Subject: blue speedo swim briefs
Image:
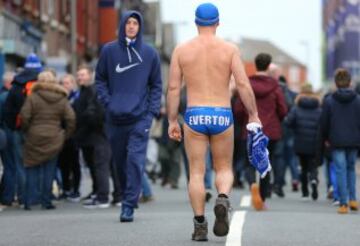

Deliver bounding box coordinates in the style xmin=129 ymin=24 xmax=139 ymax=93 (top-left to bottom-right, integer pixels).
xmin=184 ymin=107 xmax=233 ymax=135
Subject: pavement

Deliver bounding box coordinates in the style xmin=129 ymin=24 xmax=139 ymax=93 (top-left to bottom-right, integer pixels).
xmin=0 ymin=166 xmax=360 ymax=246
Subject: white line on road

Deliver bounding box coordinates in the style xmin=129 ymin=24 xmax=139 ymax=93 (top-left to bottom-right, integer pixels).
xmin=240 ymin=195 xmax=251 ymax=208
xmin=226 ymin=211 xmax=246 ymax=246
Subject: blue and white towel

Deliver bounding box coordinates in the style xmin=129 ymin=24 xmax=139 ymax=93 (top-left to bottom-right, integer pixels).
xmin=246 ymin=123 xmax=272 ymax=178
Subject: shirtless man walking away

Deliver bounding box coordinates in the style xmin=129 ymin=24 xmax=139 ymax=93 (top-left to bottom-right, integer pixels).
xmin=167 ymin=3 xmax=261 ymax=241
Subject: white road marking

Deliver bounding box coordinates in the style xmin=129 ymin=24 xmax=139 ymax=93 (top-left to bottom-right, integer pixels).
xmin=226 ymin=211 xmax=246 ymax=246
xmin=240 ymin=195 xmax=251 ymax=208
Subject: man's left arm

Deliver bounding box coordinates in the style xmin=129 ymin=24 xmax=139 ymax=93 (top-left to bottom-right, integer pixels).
xmin=148 ymin=52 xmax=163 ymax=118
xmin=320 ymin=98 xmax=330 ymax=141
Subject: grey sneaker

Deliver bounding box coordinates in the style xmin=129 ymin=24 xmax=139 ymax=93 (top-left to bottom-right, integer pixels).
xmin=192 ymin=218 xmax=208 ymax=241
xmin=213 ymin=197 xmax=230 ymax=237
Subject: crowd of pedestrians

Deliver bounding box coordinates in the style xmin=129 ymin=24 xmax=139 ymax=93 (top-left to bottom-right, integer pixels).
xmin=0 ymin=7 xmax=359 ymax=228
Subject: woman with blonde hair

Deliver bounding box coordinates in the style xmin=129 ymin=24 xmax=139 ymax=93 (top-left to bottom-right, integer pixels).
xmin=21 ymin=71 xmax=76 ymax=210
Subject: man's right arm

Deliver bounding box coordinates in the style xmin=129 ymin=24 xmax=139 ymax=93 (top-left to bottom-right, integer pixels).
xmin=95 ymin=45 xmax=110 ymax=108
xmin=166 ymin=46 xmax=182 ymax=124
xmin=231 ymin=46 xmax=260 ymax=124
xmin=166 ymin=46 xmax=183 ymax=141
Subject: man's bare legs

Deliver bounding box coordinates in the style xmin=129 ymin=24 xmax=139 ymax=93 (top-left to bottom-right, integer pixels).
xmin=209 ymin=126 xmax=234 ymax=237
xmin=184 ymin=124 xmax=234 ymax=237
xmin=184 ymin=125 xmax=208 ymax=216
xmin=210 ymin=126 xmax=234 ymax=195
xmin=184 ymin=125 xmax=234 ymax=215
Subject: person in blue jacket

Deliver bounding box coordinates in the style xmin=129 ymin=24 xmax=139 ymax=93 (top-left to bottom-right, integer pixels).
xmin=95 ymin=10 xmax=162 ymax=222
xmin=321 ymin=68 xmax=360 ymax=214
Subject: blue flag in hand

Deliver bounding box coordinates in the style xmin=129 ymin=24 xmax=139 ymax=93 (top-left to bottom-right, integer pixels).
xmin=247 ymin=129 xmax=272 ymax=178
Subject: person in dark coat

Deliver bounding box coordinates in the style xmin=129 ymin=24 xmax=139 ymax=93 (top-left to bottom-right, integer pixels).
xmin=285 ymin=83 xmax=321 ymax=200
xmin=0 ymin=71 xmax=15 ymax=206
xmin=74 ymin=66 xmax=112 ymax=209
xmin=2 ymin=53 xmax=43 ymax=205
xmin=58 ymin=74 xmax=81 ymax=201
xmin=321 ymin=68 xmax=360 ymax=214
xmin=233 ymin=53 xmax=287 ymax=210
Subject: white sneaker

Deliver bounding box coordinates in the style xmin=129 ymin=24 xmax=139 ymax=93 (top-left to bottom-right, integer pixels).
xmin=301 ymin=196 xmax=311 ymax=202
xmin=332 ymin=200 xmax=340 ymax=206
xmin=98 ymin=202 xmax=110 ymax=209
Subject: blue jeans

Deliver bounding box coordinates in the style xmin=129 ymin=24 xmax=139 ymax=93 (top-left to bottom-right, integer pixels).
xmin=205 ymin=148 xmax=213 ymax=190
xmin=0 ymin=129 xmax=25 ymax=204
xmin=332 ymin=149 xmax=358 ymax=206
xmin=13 ymin=131 xmax=26 ymax=203
xmin=329 ymin=162 xmax=339 ymax=201
xmin=24 ymin=157 xmax=57 ymax=208
xmin=283 ymin=137 xmax=299 ymax=182
xmin=142 ymin=172 xmax=153 ymax=197
xmin=0 ymin=128 xmax=16 ymax=204
xmin=273 ymin=137 xmax=299 ymax=187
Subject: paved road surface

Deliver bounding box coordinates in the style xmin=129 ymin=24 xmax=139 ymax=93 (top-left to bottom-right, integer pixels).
xmin=1 ymin=167 xmax=360 ymax=246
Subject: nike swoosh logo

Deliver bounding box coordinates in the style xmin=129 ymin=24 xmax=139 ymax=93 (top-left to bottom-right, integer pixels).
xmin=116 ymin=63 xmax=140 ymax=73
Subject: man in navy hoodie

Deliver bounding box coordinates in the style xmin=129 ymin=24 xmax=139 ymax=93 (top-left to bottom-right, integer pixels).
xmin=95 ymin=11 xmax=162 ymax=222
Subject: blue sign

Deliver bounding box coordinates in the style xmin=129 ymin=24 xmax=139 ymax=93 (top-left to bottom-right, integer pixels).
xmin=325 ymin=0 xmax=360 ymax=80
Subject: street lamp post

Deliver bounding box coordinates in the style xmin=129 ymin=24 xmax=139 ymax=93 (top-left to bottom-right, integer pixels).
xmin=70 ymin=0 xmax=77 ymax=75
xmin=300 ymin=40 xmax=310 ymax=82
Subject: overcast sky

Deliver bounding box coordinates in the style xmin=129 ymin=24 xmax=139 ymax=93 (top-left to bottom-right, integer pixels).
xmin=157 ymin=0 xmax=322 ymax=88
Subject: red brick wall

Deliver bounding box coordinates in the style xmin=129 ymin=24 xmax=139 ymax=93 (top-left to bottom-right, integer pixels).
xmin=77 ymin=0 xmax=99 ymax=56
xmin=86 ymin=1 xmax=98 ymax=51
xmin=99 ymin=8 xmax=118 ymax=45
xmin=77 ymin=0 xmax=86 ymax=55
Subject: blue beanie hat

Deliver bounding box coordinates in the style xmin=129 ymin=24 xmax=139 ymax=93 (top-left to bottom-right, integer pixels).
xmin=195 ymin=3 xmax=219 ymax=26
xmin=24 ymin=53 xmax=43 ymax=72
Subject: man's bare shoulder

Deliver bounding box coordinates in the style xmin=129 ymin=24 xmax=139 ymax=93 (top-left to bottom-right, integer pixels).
xmin=213 ymin=38 xmax=238 ymax=53
xmin=173 ymin=39 xmax=197 ymax=53
xmin=223 ymin=40 xmax=240 ymax=53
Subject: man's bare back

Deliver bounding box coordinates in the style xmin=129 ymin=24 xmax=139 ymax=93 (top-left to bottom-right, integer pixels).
xmin=167 ymin=26 xmax=259 ymax=141
xmin=176 ymin=35 xmax=236 ymax=107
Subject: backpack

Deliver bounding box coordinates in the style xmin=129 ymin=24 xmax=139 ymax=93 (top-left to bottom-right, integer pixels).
xmin=2 ymin=80 xmax=36 ymax=130
xmin=279 ymin=82 xmax=297 ymax=110
xmin=15 ymin=80 xmax=36 ymax=128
